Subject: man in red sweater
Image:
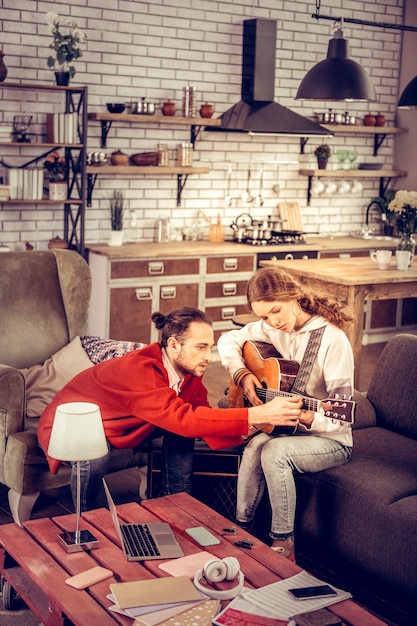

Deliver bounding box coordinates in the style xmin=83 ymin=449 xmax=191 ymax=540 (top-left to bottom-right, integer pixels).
xmin=38 ymin=307 xmax=302 ymax=512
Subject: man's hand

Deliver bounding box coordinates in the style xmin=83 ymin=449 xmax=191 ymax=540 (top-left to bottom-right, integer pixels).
xmin=247 ymin=395 xmax=302 ymax=429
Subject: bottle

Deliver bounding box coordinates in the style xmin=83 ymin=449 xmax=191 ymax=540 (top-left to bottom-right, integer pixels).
xmin=156 ymin=217 xmax=170 ymax=243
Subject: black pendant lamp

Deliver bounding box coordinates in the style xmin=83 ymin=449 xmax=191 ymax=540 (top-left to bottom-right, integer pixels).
xmin=398 ymin=75 xmax=417 ymax=109
xmin=296 ymin=25 xmax=377 ymax=102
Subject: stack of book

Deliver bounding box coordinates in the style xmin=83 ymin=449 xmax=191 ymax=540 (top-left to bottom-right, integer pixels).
xmin=0 ymin=123 xmax=13 ymax=143
xmin=8 ymin=168 xmax=44 ymax=200
xmin=46 ymin=112 xmax=78 ymax=143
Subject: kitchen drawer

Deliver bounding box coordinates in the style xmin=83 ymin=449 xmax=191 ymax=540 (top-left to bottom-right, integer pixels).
xmin=206 ymin=255 xmax=255 ymax=274
xmin=111 ymin=258 xmax=200 ymax=279
xmin=110 ymin=286 xmax=154 ymax=344
xmin=158 ymin=283 xmax=199 ymax=313
xmin=206 ymin=303 xmax=251 ymax=322
xmin=205 ymin=280 xmax=248 ymax=299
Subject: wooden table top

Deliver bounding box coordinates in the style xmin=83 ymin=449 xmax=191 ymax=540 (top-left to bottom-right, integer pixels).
xmin=0 ymin=493 xmax=386 ymax=626
xmin=260 ymin=256 xmax=417 ymax=287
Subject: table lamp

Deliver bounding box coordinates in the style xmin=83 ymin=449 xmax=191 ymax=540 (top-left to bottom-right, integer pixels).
xmin=48 ymin=402 xmax=108 ymax=553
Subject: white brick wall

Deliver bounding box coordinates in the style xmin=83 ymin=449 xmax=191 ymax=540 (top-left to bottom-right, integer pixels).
xmin=0 ymin=0 xmax=410 ymax=249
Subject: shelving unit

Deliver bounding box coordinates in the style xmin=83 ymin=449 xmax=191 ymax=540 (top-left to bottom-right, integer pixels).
xmin=300 ymin=124 xmax=405 ymax=156
xmin=299 ymin=168 xmax=407 ymax=205
xmin=87 ymin=111 xmax=220 ymax=206
xmin=0 ymin=82 xmax=87 ymax=256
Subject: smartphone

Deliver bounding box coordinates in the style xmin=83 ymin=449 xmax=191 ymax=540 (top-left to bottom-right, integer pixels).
xmin=185 ymin=526 xmax=220 ymax=546
xmin=288 ymin=584 xmax=338 ymax=600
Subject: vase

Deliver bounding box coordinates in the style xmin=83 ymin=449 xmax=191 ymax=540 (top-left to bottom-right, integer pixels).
xmin=55 ymin=71 xmax=70 ymax=86
xmin=49 ymin=181 xmax=68 ymax=201
xmin=397 ymin=232 xmax=415 ymax=267
xmin=0 ymin=50 xmax=7 ymax=82
xmin=109 ymin=230 xmax=124 ymax=247
xmin=317 ymin=158 xmax=328 ymax=170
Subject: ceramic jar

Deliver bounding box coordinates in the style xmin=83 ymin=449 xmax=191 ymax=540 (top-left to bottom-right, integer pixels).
xmin=110 ymin=150 xmax=129 ymax=166
xmin=375 ymin=112 xmax=385 ymax=127
xmin=161 ymin=100 xmax=176 ymax=116
xmin=199 ymin=103 xmax=214 ymax=118
xmin=363 ymin=113 xmax=376 ymax=126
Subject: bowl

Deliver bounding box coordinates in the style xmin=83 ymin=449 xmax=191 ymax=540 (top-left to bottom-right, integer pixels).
xmin=106 ymin=103 xmax=126 ymax=114
xmin=131 ymin=152 xmax=158 ymax=166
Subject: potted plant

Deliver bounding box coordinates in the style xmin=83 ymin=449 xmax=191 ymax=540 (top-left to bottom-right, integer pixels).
xmin=109 ymin=190 xmax=125 ymax=246
xmin=314 ymin=144 xmax=331 ymax=169
xmin=44 ymin=150 xmax=67 ymax=200
xmin=46 ymin=12 xmax=86 ymax=85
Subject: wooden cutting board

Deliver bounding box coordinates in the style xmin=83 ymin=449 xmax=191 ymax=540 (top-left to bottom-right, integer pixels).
xmin=278 ymin=202 xmax=304 ymax=231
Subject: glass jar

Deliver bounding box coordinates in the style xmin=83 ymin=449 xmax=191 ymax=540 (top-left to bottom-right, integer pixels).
xmin=177 ymin=142 xmax=193 ymax=166
xmin=157 ymin=143 xmax=168 ymax=166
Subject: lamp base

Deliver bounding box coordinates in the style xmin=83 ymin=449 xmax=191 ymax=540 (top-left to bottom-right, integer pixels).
xmin=57 ymin=529 xmax=100 ymax=553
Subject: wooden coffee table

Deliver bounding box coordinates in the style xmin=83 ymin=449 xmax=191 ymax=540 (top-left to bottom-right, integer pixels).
xmin=0 ymin=493 xmax=386 ymax=625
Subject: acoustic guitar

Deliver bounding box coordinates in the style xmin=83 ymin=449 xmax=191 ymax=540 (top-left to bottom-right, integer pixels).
xmin=228 ymin=341 xmax=355 ymax=436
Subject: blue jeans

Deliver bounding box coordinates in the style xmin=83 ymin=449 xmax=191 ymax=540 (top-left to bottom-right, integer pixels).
xmin=236 ymin=432 xmax=351 ymax=540
xmin=70 ymin=431 xmax=195 ymax=512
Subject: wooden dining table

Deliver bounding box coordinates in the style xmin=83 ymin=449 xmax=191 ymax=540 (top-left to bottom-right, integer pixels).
xmin=259 ymin=256 xmax=417 ymax=387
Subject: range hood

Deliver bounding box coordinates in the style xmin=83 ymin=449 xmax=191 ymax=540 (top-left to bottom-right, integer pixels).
xmin=209 ymin=18 xmax=332 ymax=137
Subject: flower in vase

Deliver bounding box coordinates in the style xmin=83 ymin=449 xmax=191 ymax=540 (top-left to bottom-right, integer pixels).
xmin=44 ymin=150 xmax=66 ymax=181
xmin=46 ymin=12 xmax=86 ymax=79
xmin=388 ymin=190 xmax=417 ymax=235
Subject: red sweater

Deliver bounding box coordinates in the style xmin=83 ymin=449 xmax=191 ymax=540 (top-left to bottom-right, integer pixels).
xmin=38 ymin=343 xmax=248 ymax=473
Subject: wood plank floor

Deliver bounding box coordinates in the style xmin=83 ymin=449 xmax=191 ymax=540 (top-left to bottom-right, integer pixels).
xmin=0 ymin=342 xmax=386 ymax=526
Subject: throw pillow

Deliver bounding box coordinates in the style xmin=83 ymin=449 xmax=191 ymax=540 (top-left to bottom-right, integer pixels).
xmin=80 ymin=336 xmax=146 ymax=364
xmin=19 ymin=336 xmax=94 ymax=417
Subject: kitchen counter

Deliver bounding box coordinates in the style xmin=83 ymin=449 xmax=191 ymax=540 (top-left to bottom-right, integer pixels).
xmin=87 ymin=236 xmax=398 ymax=258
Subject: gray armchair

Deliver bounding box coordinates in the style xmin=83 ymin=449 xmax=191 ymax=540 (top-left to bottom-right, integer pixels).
xmin=0 ymin=250 xmax=147 ymax=524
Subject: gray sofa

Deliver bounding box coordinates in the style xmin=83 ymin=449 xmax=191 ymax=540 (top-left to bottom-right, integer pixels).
xmin=294 ymin=333 xmax=417 ymax=626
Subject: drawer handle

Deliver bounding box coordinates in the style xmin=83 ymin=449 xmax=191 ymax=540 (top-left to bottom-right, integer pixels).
xmin=223 ymin=258 xmax=238 ymax=271
xmin=135 ymin=288 xmax=152 ymax=300
xmin=148 ymin=261 xmax=164 ymax=275
xmin=222 ymin=306 xmax=236 ymax=320
xmin=161 ymin=286 xmax=176 ymax=299
xmin=222 ymin=283 xmax=237 ymax=296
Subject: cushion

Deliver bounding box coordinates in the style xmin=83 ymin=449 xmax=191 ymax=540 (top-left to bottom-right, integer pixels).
xmin=80 ymin=336 xmax=146 ymax=364
xmin=19 ymin=336 xmax=94 ymax=417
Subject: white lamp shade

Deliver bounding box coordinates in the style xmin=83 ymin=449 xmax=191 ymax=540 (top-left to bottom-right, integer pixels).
xmin=48 ymin=402 xmax=108 ymax=462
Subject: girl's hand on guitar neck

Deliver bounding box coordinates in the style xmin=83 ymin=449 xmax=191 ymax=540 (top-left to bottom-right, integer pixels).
xmin=248 ymin=394 xmax=302 ymax=430
xmin=241 ymin=374 xmax=265 ymax=406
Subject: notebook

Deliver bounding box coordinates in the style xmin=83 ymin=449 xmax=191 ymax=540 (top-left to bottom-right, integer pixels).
xmin=103 ymin=478 xmax=184 ymax=561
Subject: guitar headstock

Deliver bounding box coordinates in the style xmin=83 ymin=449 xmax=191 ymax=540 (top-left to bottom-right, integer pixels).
xmin=321 ymin=396 xmax=355 ymax=424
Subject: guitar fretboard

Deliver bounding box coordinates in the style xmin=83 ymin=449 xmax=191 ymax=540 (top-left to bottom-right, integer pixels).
xmin=256 ymin=387 xmax=319 ymax=412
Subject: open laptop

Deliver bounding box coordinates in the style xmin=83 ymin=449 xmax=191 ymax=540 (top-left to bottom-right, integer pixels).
xmin=102 ymin=478 xmax=184 ymax=561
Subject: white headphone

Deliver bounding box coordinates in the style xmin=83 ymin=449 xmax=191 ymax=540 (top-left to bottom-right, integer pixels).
xmin=193 ymin=557 xmax=244 ymax=600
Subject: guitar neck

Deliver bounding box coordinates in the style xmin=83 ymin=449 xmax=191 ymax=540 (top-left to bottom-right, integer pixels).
xmin=256 ymin=387 xmax=319 ymax=412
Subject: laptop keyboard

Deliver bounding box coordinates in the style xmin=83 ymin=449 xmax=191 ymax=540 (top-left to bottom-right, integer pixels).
xmin=121 ymin=523 xmax=161 ymax=558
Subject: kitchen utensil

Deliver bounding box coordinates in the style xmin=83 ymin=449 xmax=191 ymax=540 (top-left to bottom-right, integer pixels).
xmin=272 ymin=165 xmax=281 ymax=197
xmin=225 ymin=164 xmax=232 ymax=207
xmin=241 ymin=166 xmax=254 ymax=203
xmin=311 ymin=178 xmax=325 ymax=195
xmin=131 ymin=151 xmax=158 ymax=166
xmin=255 ymin=166 xmax=264 ymax=207
xmin=106 ymin=103 xmax=125 ymax=114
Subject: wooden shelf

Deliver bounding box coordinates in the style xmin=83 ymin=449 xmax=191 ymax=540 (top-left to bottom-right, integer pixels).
xmin=86 ymin=165 xmax=210 ymax=175
xmin=0 ymin=142 xmax=83 ymax=148
xmin=319 ymin=124 xmax=404 ymax=135
xmin=0 ymin=81 xmax=86 ymax=92
xmin=1 ymin=199 xmax=82 ymax=205
xmin=88 ymin=112 xmax=221 ymax=126
xmin=299 ymin=169 xmax=407 ymax=178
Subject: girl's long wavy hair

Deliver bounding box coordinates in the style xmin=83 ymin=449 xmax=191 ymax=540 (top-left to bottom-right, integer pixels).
xmin=247 ymin=267 xmax=354 ymax=330
xmin=151 ymin=307 xmax=212 ymax=347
